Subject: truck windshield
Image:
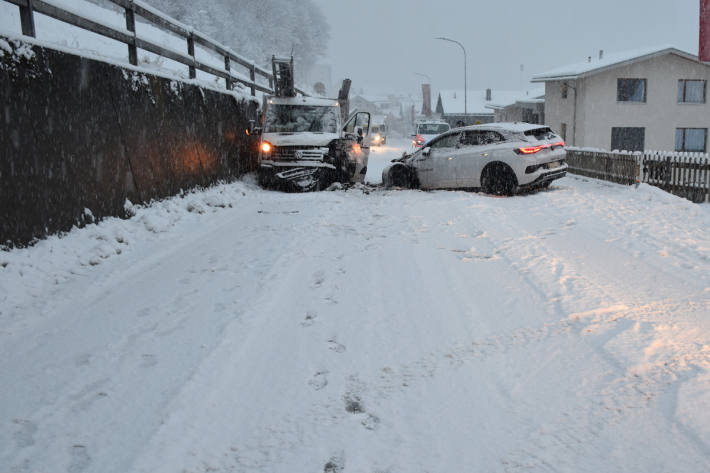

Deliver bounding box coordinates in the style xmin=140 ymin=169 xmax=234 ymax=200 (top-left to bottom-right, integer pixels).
xmin=264 ymin=104 xmax=340 ymax=133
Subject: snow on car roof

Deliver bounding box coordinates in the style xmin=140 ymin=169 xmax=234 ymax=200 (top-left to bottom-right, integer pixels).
xmin=531 ymin=45 xmax=700 ymax=81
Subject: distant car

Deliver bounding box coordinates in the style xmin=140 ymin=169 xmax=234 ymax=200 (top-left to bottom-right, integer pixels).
xmin=383 ymin=123 xmax=567 ymax=195
xmin=371 ymin=124 xmax=387 ymax=146
xmin=412 ymin=120 xmax=450 ymax=148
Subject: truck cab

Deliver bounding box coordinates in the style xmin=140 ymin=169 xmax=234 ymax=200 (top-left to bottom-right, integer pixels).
xmin=258 ymin=95 xmax=371 ymax=191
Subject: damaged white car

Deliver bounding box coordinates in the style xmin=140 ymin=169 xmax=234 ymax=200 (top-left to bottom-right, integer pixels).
xmin=383 ymin=123 xmax=568 ymax=195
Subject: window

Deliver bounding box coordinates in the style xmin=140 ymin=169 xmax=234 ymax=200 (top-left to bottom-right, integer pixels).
xmin=560 ymin=123 xmax=567 ymax=141
xmin=677 ymin=80 xmax=706 ymax=103
xmin=675 ymin=128 xmax=707 ymax=152
xmin=460 ymin=130 xmax=504 ymax=146
xmin=561 ymin=82 xmax=568 ymax=99
xmin=617 ymin=79 xmax=647 ymax=102
xmin=430 ymin=132 xmax=460 ymax=148
xmin=611 ymin=127 xmax=645 ymax=151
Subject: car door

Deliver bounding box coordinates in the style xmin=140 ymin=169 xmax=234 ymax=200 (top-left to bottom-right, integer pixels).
xmin=411 ymin=131 xmax=460 ymax=188
xmin=454 ymin=130 xmax=506 ymax=187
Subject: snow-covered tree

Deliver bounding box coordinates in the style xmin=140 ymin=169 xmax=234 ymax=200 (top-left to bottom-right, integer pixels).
xmin=145 ymin=0 xmax=330 ymax=81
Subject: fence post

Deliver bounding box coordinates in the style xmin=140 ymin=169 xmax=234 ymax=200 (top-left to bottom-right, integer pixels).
xmin=19 ymin=0 xmax=36 ymax=37
xmin=125 ymin=0 xmax=138 ymax=66
xmin=224 ymin=56 xmax=232 ymax=90
xmin=249 ymin=65 xmax=256 ymax=96
xmin=187 ymin=32 xmax=196 ymax=79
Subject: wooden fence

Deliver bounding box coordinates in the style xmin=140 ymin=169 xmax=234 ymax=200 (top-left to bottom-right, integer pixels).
xmin=3 ymin=0 xmax=307 ymax=96
xmin=566 ymin=148 xmax=710 ymax=203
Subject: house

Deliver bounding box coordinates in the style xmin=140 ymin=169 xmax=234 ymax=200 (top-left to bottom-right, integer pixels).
xmin=435 ymin=89 xmax=535 ymax=127
xmin=485 ymin=89 xmax=545 ymax=124
xmin=532 ymin=46 xmax=710 ymax=152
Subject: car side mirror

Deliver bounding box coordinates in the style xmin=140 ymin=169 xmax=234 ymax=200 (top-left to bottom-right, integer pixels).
xmin=422 ymin=147 xmax=431 ymax=156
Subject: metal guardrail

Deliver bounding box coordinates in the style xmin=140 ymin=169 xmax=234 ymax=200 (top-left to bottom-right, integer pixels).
xmin=566 ymin=148 xmax=710 ymax=203
xmin=3 ymin=0 xmax=307 ymax=96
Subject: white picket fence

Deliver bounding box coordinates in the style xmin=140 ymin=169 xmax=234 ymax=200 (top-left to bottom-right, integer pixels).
xmin=566 ymin=148 xmax=710 ymax=203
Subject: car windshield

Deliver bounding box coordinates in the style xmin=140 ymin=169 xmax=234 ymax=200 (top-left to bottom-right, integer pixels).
xmin=417 ymin=123 xmax=450 ymax=135
xmin=264 ymin=104 xmax=339 ymax=133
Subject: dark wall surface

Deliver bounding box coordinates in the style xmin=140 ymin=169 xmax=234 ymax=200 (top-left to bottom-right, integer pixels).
xmin=1 ymin=37 xmax=259 ymax=247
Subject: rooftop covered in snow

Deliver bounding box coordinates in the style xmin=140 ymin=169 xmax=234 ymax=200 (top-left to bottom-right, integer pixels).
xmin=436 ymin=89 xmax=539 ymax=116
xmin=531 ymin=46 xmax=702 ymax=82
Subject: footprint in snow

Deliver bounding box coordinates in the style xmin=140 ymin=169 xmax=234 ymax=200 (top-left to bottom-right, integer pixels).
xmin=141 ymin=354 xmax=158 ymax=368
xmin=301 ymin=311 xmax=317 ymax=327
xmin=361 ymin=413 xmax=380 ymax=431
xmin=328 ymin=339 xmax=346 ymax=353
xmin=323 ymin=455 xmax=345 ymax=473
xmin=312 ymin=270 xmax=326 ymax=288
xmin=308 ymin=371 xmax=329 ymax=390
xmin=68 ymin=445 xmax=91 ymax=473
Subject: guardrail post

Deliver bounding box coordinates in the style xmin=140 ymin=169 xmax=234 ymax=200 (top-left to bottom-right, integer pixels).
xmin=187 ymin=32 xmax=196 ymax=79
xmin=249 ymin=65 xmax=256 ymax=96
xmin=19 ymin=0 xmax=36 ymax=37
xmin=125 ymin=0 xmax=138 ymax=66
xmin=224 ymin=56 xmax=232 ymax=90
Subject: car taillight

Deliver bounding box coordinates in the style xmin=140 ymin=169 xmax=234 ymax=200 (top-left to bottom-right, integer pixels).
xmin=515 ymin=145 xmax=544 ymax=155
xmin=515 ymin=141 xmax=566 ymax=155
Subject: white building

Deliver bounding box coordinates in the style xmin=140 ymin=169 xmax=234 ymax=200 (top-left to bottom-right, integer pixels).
xmin=532 ymin=46 xmax=710 ymax=152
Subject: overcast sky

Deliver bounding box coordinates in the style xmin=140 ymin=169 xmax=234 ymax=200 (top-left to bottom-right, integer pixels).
xmin=311 ymin=0 xmax=701 ymax=96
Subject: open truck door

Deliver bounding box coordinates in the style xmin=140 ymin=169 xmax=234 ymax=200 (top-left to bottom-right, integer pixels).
xmin=342 ymin=111 xmax=371 ymax=183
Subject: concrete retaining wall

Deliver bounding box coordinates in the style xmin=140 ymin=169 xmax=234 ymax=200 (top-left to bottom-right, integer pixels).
xmin=1 ymin=36 xmax=259 ymax=247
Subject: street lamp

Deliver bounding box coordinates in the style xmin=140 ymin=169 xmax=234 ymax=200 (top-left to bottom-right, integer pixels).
xmin=435 ymin=36 xmax=467 ymax=115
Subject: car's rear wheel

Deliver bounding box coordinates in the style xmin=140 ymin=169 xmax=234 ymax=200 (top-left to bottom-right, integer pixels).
xmin=481 ymin=163 xmax=518 ymax=196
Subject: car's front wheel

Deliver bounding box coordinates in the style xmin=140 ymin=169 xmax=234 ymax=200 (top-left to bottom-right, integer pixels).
xmin=386 ymin=165 xmax=411 ymax=188
xmin=481 ymin=163 xmax=518 ymax=196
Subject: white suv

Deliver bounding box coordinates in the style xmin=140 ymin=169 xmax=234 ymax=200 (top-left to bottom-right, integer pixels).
xmin=384 ymin=123 xmax=567 ymax=195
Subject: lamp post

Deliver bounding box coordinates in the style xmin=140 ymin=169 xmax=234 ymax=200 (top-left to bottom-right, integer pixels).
xmin=435 ymin=36 xmax=467 ymax=115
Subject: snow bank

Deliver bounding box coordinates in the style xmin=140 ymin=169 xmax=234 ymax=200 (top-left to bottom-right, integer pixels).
xmin=0 ymin=179 xmax=256 ymax=322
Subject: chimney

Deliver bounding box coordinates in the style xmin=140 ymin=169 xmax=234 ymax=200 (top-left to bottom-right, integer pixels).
xmin=701 ymin=0 xmax=710 ymax=62
xmin=421 ymin=83 xmax=432 ymax=117
xmin=485 ymin=88 xmax=492 ymax=101
xmin=599 ymin=49 xmax=604 ymax=60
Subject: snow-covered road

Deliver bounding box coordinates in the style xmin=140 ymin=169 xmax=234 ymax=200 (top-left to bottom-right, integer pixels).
xmin=2 ymin=139 xmax=710 ymax=473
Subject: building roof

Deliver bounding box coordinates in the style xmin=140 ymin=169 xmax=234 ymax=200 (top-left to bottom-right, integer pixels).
xmin=484 ymin=88 xmax=545 ymax=110
xmin=531 ymin=46 xmax=702 ymax=82
xmin=437 ymin=89 xmax=534 ymax=115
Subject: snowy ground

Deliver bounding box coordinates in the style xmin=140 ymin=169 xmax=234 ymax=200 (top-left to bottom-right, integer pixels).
xmin=2 ymin=140 xmax=710 ymax=473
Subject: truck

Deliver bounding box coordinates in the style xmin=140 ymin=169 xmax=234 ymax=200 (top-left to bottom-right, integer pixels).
xmin=257 ymin=57 xmax=371 ymax=192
